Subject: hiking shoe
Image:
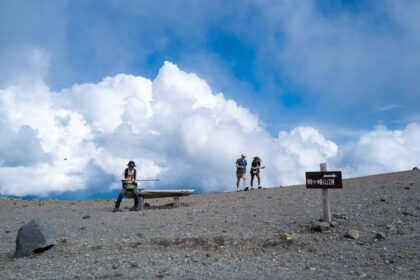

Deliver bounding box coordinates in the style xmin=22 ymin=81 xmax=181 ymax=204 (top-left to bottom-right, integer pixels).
xmin=130 ymin=206 xmax=140 ymax=211
xmin=251 ymin=187 xmax=254 ymax=190
xmin=258 ymin=186 xmax=262 ymax=190
xmin=244 ymin=187 xmax=249 ymax=191
xmin=112 ymin=208 xmax=119 ymax=212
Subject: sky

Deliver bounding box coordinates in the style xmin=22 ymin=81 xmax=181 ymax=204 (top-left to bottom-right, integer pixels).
xmin=0 ymin=0 xmax=419 ymax=199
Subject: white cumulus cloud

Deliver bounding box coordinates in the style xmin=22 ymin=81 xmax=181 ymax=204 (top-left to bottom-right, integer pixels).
xmin=333 ymin=123 xmax=420 ymax=177
xmin=0 ymin=57 xmax=419 ymax=197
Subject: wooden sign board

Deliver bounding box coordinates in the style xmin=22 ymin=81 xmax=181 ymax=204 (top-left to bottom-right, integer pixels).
xmin=306 ymin=171 xmax=343 ymax=189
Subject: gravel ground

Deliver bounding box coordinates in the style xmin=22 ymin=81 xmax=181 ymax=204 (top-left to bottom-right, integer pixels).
xmin=0 ymin=170 xmax=419 ymax=279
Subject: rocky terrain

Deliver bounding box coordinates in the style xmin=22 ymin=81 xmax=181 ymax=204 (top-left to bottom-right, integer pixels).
xmin=0 ymin=170 xmax=419 ymax=279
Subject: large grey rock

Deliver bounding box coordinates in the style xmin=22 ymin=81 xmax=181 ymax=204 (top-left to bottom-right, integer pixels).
xmin=15 ymin=218 xmax=59 ymax=258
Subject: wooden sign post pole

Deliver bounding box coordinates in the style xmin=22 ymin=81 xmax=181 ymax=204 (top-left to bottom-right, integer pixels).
xmin=320 ymin=163 xmax=331 ymax=222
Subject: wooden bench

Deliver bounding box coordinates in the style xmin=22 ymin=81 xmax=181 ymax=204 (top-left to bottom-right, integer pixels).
xmin=125 ymin=189 xmax=194 ymax=209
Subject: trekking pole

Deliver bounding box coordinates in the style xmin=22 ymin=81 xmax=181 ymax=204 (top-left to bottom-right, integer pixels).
xmin=136 ymin=179 xmax=160 ymax=182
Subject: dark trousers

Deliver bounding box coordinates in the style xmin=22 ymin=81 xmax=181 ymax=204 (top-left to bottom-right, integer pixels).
xmin=115 ymin=183 xmax=139 ymax=208
xmin=250 ymin=173 xmax=261 ymax=186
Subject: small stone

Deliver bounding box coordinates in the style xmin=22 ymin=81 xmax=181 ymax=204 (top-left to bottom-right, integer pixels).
xmin=112 ymin=264 xmax=118 ymax=269
xmin=375 ymin=232 xmax=386 ymax=240
xmin=402 ymin=211 xmax=414 ymax=216
xmin=82 ymin=215 xmax=90 ymax=219
xmin=333 ymin=214 xmax=347 ymax=220
xmin=130 ymin=262 xmax=138 ymax=268
xmin=386 ymin=224 xmax=396 ymax=231
xmin=280 ymin=233 xmax=297 ymax=241
xmin=344 ymin=229 xmax=360 ymax=239
xmin=206 ymin=253 xmax=211 ymax=257
xmin=329 ymin=221 xmax=338 ymax=227
xmin=311 ymin=222 xmax=330 ymax=232
xmin=404 ymin=186 xmax=410 ymax=190
xmin=380 ymin=198 xmax=386 ymax=202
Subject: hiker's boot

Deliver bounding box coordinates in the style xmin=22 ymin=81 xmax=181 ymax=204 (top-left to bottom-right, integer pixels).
xmin=244 ymin=187 xmax=249 ymax=191
xmin=130 ymin=206 xmax=140 ymax=211
xmin=258 ymin=186 xmax=262 ymax=190
xmin=112 ymin=208 xmax=119 ymax=212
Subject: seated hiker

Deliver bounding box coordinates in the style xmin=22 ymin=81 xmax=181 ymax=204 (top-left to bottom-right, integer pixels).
xmin=250 ymin=156 xmax=265 ymax=190
xmin=113 ymin=161 xmax=140 ymax=212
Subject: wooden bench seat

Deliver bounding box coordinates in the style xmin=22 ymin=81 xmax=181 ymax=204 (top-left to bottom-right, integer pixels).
xmin=125 ymin=189 xmax=194 ymax=209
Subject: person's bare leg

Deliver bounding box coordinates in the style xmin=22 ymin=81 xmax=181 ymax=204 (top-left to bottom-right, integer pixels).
xmin=236 ymin=175 xmax=240 ymax=191
xmin=257 ymin=174 xmax=261 ymax=186
xmin=243 ymin=175 xmax=247 ymax=188
xmin=250 ymin=174 xmax=254 ymax=187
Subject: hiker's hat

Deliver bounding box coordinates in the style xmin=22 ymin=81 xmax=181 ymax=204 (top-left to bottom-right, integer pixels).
xmin=241 ymin=153 xmax=246 ymax=158
xmin=127 ymin=161 xmax=136 ymax=167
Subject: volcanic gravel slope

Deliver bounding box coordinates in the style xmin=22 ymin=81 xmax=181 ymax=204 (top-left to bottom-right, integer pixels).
xmin=0 ymin=170 xmax=419 ymax=279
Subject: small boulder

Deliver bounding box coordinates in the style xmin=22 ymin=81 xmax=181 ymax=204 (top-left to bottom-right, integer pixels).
xmin=82 ymin=215 xmax=90 ymax=219
xmin=329 ymin=221 xmax=338 ymax=228
xmin=375 ymin=232 xmax=386 ymax=240
xmin=311 ymin=221 xmax=331 ymax=232
xmin=386 ymin=224 xmax=396 ymax=231
xmin=15 ymin=218 xmax=59 ymax=258
xmin=413 ymin=167 xmax=418 ymax=170
xmin=344 ymin=229 xmax=360 ymax=240
xmin=280 ymin=233 xmax=297 ymax=241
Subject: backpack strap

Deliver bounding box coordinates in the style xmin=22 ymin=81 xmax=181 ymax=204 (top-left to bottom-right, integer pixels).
xmin=133 ymin=169 xmax=136 ymax=180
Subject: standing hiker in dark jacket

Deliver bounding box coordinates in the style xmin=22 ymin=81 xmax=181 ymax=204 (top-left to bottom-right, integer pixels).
xmin=113 ymin=161 xmax=139 ymax=212
xmin=250 ymin=156 xmax=265 ymax=190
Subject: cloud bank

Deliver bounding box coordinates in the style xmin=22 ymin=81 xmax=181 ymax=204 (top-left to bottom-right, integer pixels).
xmin=0 ymin=57 xmax=419 ymax=197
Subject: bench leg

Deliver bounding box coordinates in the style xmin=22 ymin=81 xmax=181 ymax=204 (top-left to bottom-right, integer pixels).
xmin=174 ymin=196 xmax=180 ymax=207
xmin=139 ymin=196 xmax=144 ymax=210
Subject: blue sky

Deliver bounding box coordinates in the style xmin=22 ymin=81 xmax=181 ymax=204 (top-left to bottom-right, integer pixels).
xmin=0 ymin=0 xmax=419 ymax=199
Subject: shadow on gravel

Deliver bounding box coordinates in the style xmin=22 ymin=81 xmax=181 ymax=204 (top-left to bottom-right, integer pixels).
xmin=150 ymin=235 xmax=300 ymax=251
xmin=142 ymin=202 xmax=189 ymax=210
xmin=103 ymin=202 xmax=189 ymax=213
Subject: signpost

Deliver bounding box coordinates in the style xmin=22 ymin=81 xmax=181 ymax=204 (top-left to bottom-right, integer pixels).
xmin=306 ymin=163 xmax=342 ymax=222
